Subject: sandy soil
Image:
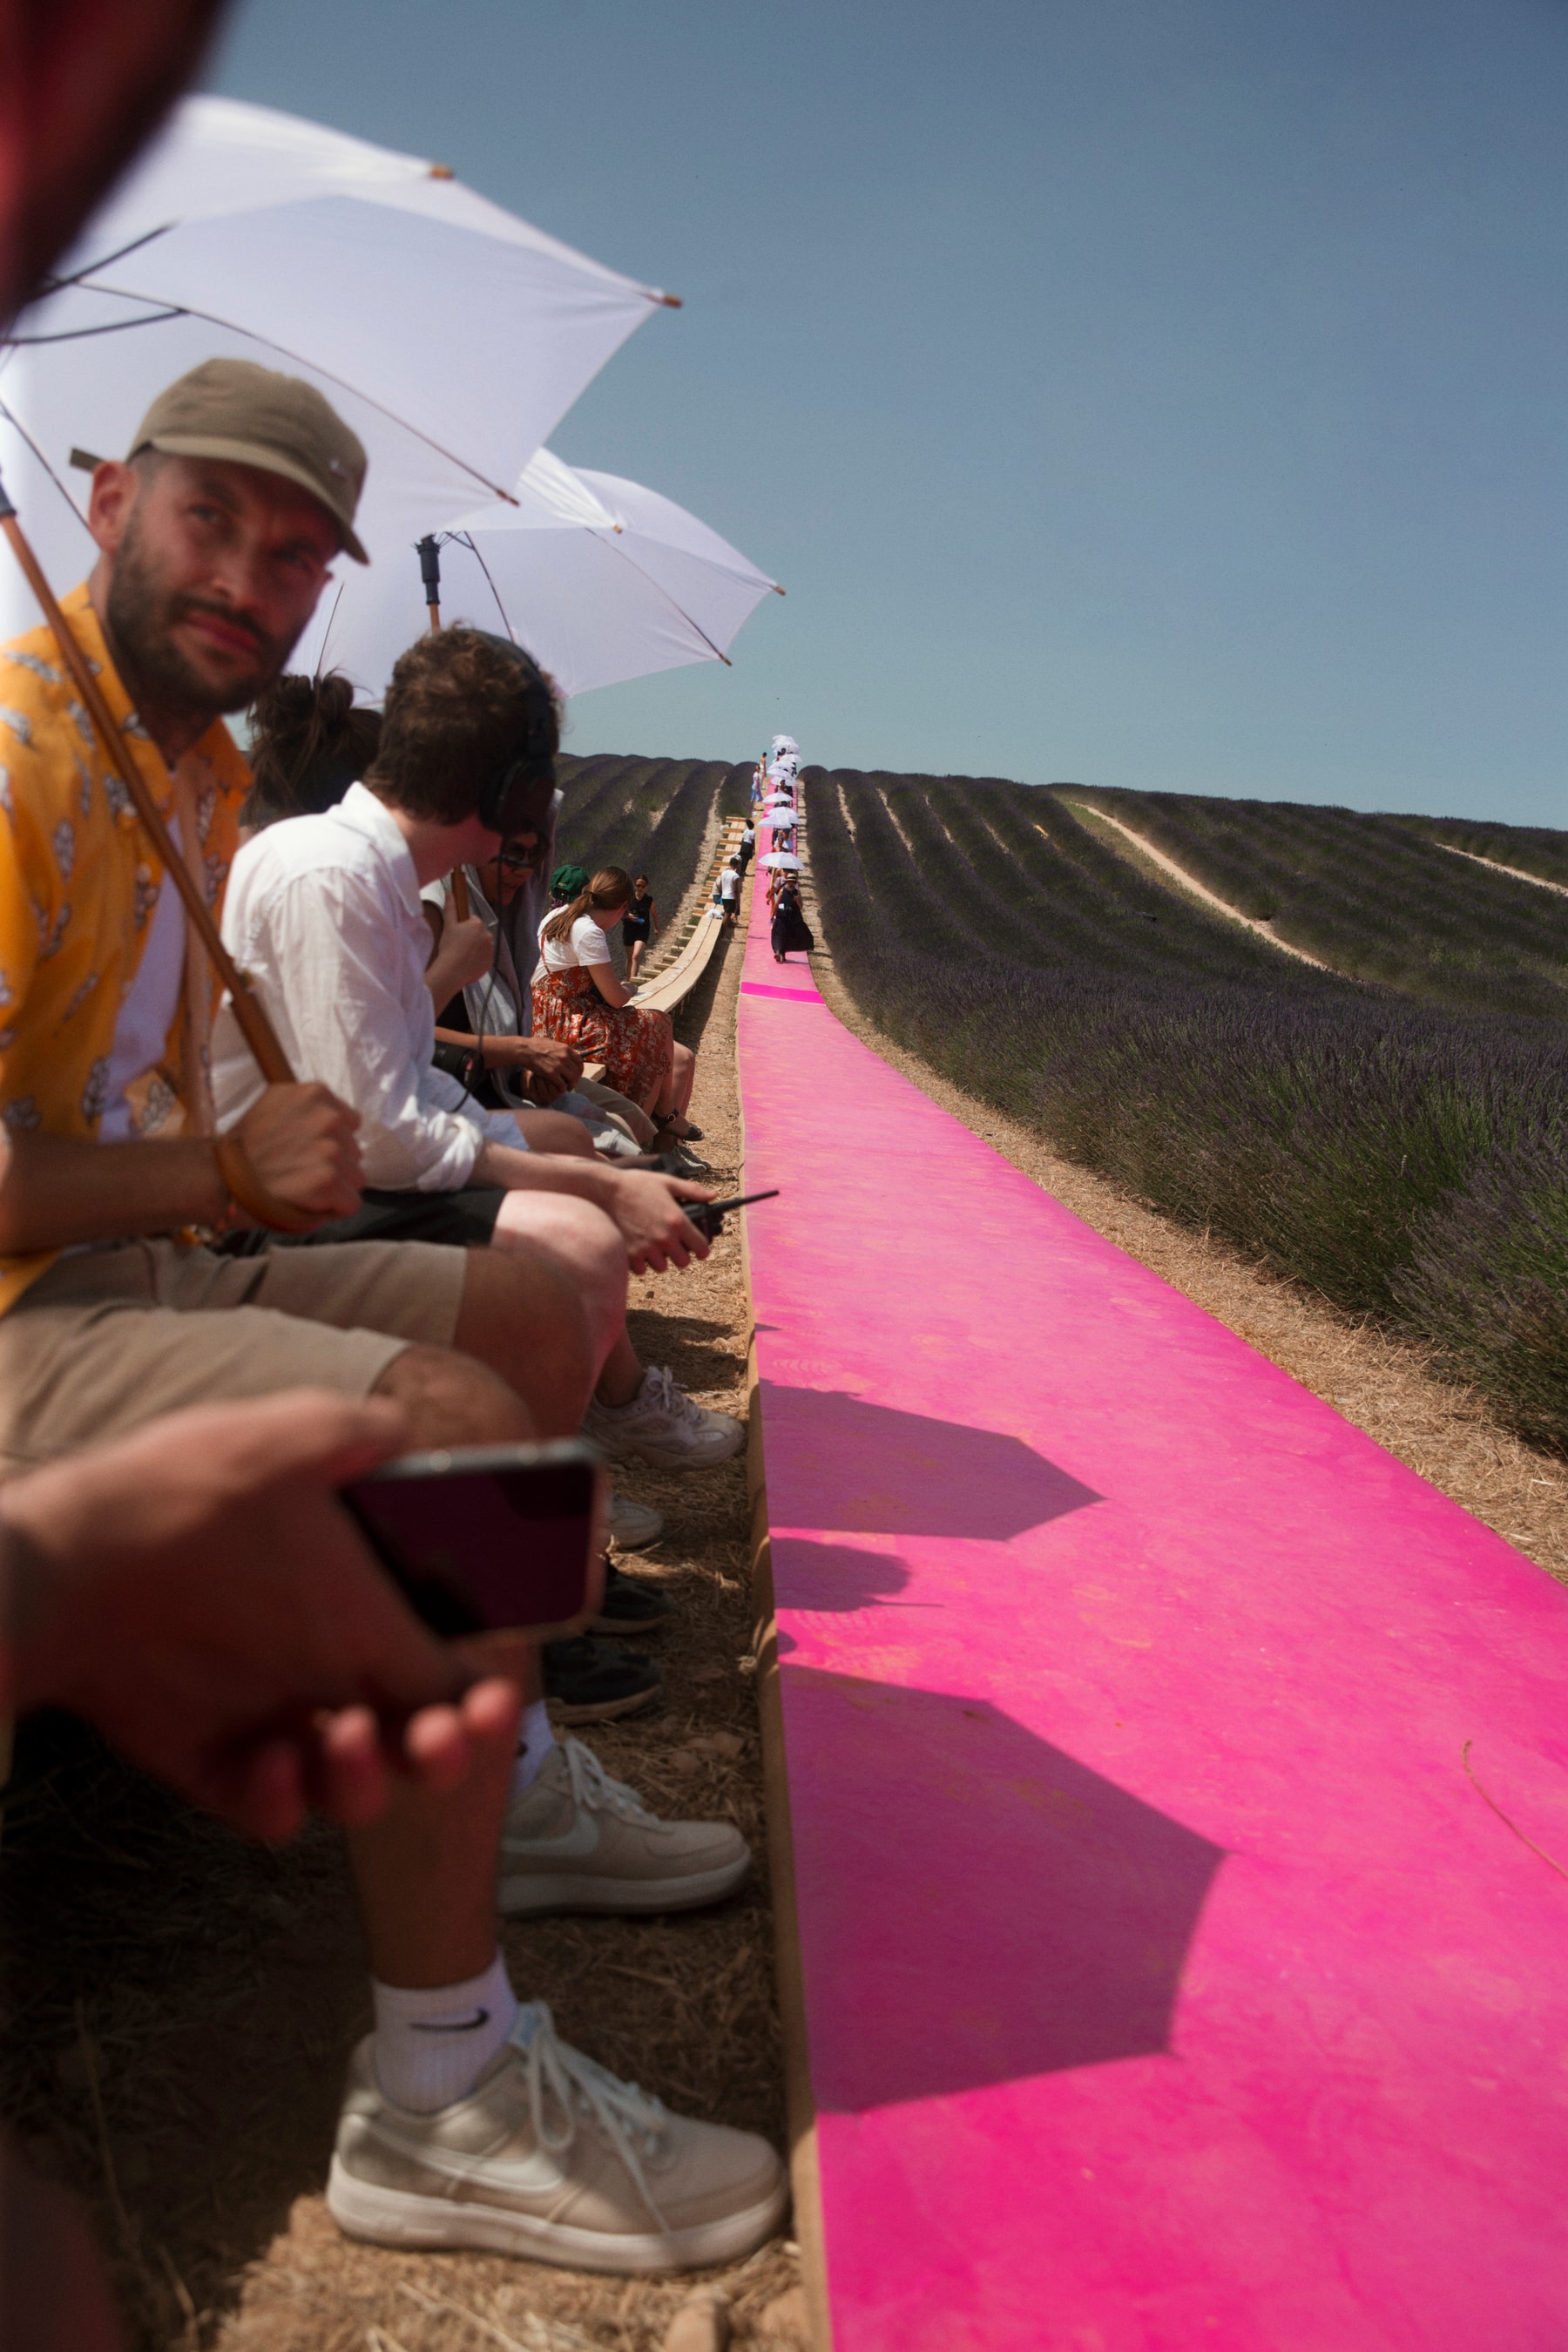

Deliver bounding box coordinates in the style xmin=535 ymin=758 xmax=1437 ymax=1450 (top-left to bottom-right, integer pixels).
xmin=0 ymin=891 xmax=806 ymax=2352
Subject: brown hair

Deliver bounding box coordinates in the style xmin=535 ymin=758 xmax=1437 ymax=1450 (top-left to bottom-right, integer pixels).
xmin=540 ymin=864 xmax=636 ymax=945
xmin=244 ymin=671 xmax=381 ymax=828
xmin=366 ymin=625 xmax=559 ymax=827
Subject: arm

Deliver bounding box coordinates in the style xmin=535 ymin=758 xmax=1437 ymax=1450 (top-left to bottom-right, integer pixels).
xmin=0 ymin=1393 xmax=520 ymax=1842
xmin=650 ymin=899 xmax=659 ymax=941
xmin=432 ymin=1025 xmax=583 ymax=1099
xmin=469 ymin=1140 xmax=715 ymax=1274
xmin=590 ymin=961 xmax=632 ymax=1009
xmin=422 ymin=896 xmax=493 ymax=1006
xmin=258 ymin=873 xmax=490 ymax=1193
xmin=0 ymin=1084 xmax=362 ymax=1254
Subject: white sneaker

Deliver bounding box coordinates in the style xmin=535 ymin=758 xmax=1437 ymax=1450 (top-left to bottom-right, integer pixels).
xmin=607 ymin=1490 xmax=665 ymax=1550
xmin=584 ymin=1368 xmax=745 ymax=1470
xmin=499 ymin=1739 xmax=750 ymax=1916
xmin=328 ymin=2004 xmax=787 ymax=2274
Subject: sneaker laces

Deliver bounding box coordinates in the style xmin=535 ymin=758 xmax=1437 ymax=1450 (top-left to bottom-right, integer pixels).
xmin=560 ymin=1735 xmax=660 ymax=1826
xmin=642 ymin=1365 xmax=707 ymax=1430
xmin=510 ymin=2002 xmax=672 ymax=2232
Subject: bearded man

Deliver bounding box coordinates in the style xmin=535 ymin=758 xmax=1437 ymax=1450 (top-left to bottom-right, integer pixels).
xmin=0 ymin=359 xmax=785 ymax=2280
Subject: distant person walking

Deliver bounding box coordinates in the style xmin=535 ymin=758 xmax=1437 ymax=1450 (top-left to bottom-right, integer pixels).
xmin=739 ymin=819 xmax=756 ymax=874
xmin=621 ymin=874 xmax=658 ymax=983
xmin=772 ymin=872 xmax=814 ymax=964
xmin=719 ymin=857 xmax=741 ymax=929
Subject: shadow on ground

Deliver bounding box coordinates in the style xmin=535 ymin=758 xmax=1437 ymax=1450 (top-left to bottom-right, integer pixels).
xmin=781 ymin=1669 xmax=1226 ymax=2112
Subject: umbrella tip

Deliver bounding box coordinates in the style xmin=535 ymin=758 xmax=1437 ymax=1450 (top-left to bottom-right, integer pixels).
xmin=659 ymin=291 xmax=683 ymax=309
xmin=428 ymin=162 xmax=455 ymax=179
xmin=774 ymin=584 xmax=787 ymax=596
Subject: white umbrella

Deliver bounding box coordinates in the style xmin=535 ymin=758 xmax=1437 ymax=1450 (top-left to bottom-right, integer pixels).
xmin=296 ymin=446 xmax=780 ymax=699
xmin=0 ymin=96 xmax=672 ymax=633
xmin=760 ymin=851 xmax=803 ymax=869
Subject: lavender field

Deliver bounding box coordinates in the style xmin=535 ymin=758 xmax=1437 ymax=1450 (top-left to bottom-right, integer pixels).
xmin=807 ymin=768 xmax=1568 ymax=1455
xmin=555 ymin=753 xmax=751 ymax=904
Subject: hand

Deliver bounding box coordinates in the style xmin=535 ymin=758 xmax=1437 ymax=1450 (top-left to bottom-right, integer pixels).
xmin=0 ymin=1394 xmax=520 ymax=1842
xmin=603 ymin=1169 xmax=715 ymax=1274
xmin=504 ymin=1035 xmax=583 ymax=1103
xmin=438 ymin=908 xmax=494 ymax=994
xmin=235 ymin=1082 xmax=362 ymax=1223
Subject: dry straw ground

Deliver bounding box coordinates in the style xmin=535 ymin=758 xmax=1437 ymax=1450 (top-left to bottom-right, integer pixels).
xmin=0 ymin=895 xmax=808 ymax=2352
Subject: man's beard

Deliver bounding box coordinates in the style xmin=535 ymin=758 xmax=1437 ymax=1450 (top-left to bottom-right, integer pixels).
xmin=105 ymin=514 xmax=301 ymax=725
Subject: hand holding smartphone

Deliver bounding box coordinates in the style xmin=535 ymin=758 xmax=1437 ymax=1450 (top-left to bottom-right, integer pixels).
xmin=341 ymin=1440 xmax=606 ymax=1639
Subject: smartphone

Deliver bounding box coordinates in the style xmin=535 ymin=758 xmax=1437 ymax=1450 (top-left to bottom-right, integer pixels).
xmin=341 ymin=1440 xmax=606 ymax=1639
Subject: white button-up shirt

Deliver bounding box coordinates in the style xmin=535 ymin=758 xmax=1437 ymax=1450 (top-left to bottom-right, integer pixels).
xmin=213 ymin=782 xmax=524 ymax=1191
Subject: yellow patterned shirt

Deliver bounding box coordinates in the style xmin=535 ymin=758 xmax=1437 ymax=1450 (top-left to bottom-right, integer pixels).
xmin=0 ymin=583 xmax=250 ymax=1315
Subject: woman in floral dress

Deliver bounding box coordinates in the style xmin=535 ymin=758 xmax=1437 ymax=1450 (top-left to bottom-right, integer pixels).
xmin=532 ymin=867 xmax=702 ymax=1143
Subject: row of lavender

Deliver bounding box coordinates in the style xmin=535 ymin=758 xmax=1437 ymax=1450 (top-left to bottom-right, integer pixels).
xmin=1068 ymin=785 xmax=1568 ymax=1018
xmin=807 ymin=768 xmax=1568 ymax=1456
xmin=554 ymin=754 xmax=752 ymax=902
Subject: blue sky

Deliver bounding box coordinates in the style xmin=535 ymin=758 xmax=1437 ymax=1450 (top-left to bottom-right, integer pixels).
xmin=208 ymin=0 xmax=1568 ymax=822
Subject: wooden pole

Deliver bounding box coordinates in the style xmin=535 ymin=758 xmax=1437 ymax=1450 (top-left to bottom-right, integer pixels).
xmin=0 ymin=476 xmax=295 ymax=1085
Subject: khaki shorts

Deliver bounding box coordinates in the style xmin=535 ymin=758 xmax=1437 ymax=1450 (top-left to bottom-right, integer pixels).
xmin=0 ymin=1236 xmax=468 ymax=1474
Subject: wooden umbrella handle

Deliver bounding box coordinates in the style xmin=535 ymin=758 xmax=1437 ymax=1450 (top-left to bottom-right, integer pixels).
xmin=0 ymin=483 xmax=295 ymax=1086
xmin=449 ymin=868 xmax=471 ymax=919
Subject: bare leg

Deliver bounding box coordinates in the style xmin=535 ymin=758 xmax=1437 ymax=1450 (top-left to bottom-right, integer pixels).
xmin=594 ymin=1328 xmax=645 ymax=1408
xmin=512 ymin=1108 xmax=597 ymax=1159
xmin=377 ymin=1248 xmax=599 ymax=1443
xmin=346 ymin=1631 xmax=534 ymax=1987
xmin=489 ymin=1193 xmax=626 ymax=1393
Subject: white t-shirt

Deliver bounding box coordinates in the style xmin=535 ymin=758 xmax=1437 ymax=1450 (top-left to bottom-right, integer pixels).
xmin=540 ymin=912 xmax=613 ymax=973
xmin=720 ymin=868 xmax=740 ymax=902
xmin=99 ymin=817 xmax=186 ymax=1141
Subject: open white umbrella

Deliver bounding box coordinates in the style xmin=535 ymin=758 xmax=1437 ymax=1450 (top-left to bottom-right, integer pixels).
xmin=296 ymin=446 xmax=780 ymax=699
xmin=760 ymin=852 xmax=803 ymax=869
xmin=0 ymin=96 xmax=672 ymax=635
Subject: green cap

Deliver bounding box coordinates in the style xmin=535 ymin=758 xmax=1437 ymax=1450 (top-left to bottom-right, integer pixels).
xmin=551 ymin=862 xmax=589 ymax=902
xmin=128 ymin=358 xmax=368 ymax=564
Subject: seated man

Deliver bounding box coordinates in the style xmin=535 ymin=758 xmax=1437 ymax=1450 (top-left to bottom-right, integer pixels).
xmin=0 ymin=358 xmax=784 ymax=2273
xmin=213 ymin=628 xmax=745 ymax=1483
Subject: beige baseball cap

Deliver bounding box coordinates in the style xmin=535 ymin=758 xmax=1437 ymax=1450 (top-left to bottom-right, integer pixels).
xmin=127 ymin=357 xmax=369 ymax=564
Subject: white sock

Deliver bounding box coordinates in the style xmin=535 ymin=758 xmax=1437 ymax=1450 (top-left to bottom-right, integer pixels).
xmin=509 ymin=1699 xmax=558 ymax=1800
xmin=371 ymin=1952 xmax=518 ymax=2115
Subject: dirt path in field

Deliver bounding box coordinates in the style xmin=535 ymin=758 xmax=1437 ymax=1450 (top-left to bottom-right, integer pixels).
xmin=1064 ymin=801 xmax=1338 ymax=972
xmin=806 ymin=929 xmax=1568 ymax=1589
xmin=0 ymin=892 xmax=805 ymax=2352
xmin=1434 ymin=841 xmax=1568 ymax=899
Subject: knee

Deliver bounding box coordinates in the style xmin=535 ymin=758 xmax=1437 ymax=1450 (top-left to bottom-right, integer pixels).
xmin=519 ymin=1110 xmax=596 ymax=1159
xmin=374 ymin=1342 xmax=534 ymax=1446
xmin=493 ymin=1192 xmax=625 ymax=1300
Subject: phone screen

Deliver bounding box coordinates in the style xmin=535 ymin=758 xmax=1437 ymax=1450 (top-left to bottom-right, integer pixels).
xmin=341 ymin=1443 xmax=603 ymax=1637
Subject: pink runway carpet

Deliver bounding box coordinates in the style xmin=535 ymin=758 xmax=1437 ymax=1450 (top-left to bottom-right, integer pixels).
xmin=737 ymin=863 xmax=1568 ymax=2350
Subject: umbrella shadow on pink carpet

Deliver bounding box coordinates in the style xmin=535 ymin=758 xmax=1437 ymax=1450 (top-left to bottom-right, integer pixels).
xmin=759 ymin=1384 xmax=1103 ymax=1541
xmin=784 ymin=1666 xmax=1227 ymax=2112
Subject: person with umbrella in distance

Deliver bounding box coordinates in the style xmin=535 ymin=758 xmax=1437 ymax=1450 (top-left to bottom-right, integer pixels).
xmin=771 ymin=862 xmax=813 ymax=963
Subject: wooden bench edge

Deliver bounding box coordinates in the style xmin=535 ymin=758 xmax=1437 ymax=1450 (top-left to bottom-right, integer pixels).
xmin=742 ymin=1255 xmax=835 ymax=2352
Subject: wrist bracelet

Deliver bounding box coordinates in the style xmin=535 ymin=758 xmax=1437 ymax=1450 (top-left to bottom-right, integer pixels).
xmin=211 ymin=1132 xmax=322 ymax=1235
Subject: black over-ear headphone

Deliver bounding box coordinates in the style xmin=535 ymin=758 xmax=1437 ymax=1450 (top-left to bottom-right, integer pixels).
xmin=470 ymin=630 xmax=558 ymax=836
